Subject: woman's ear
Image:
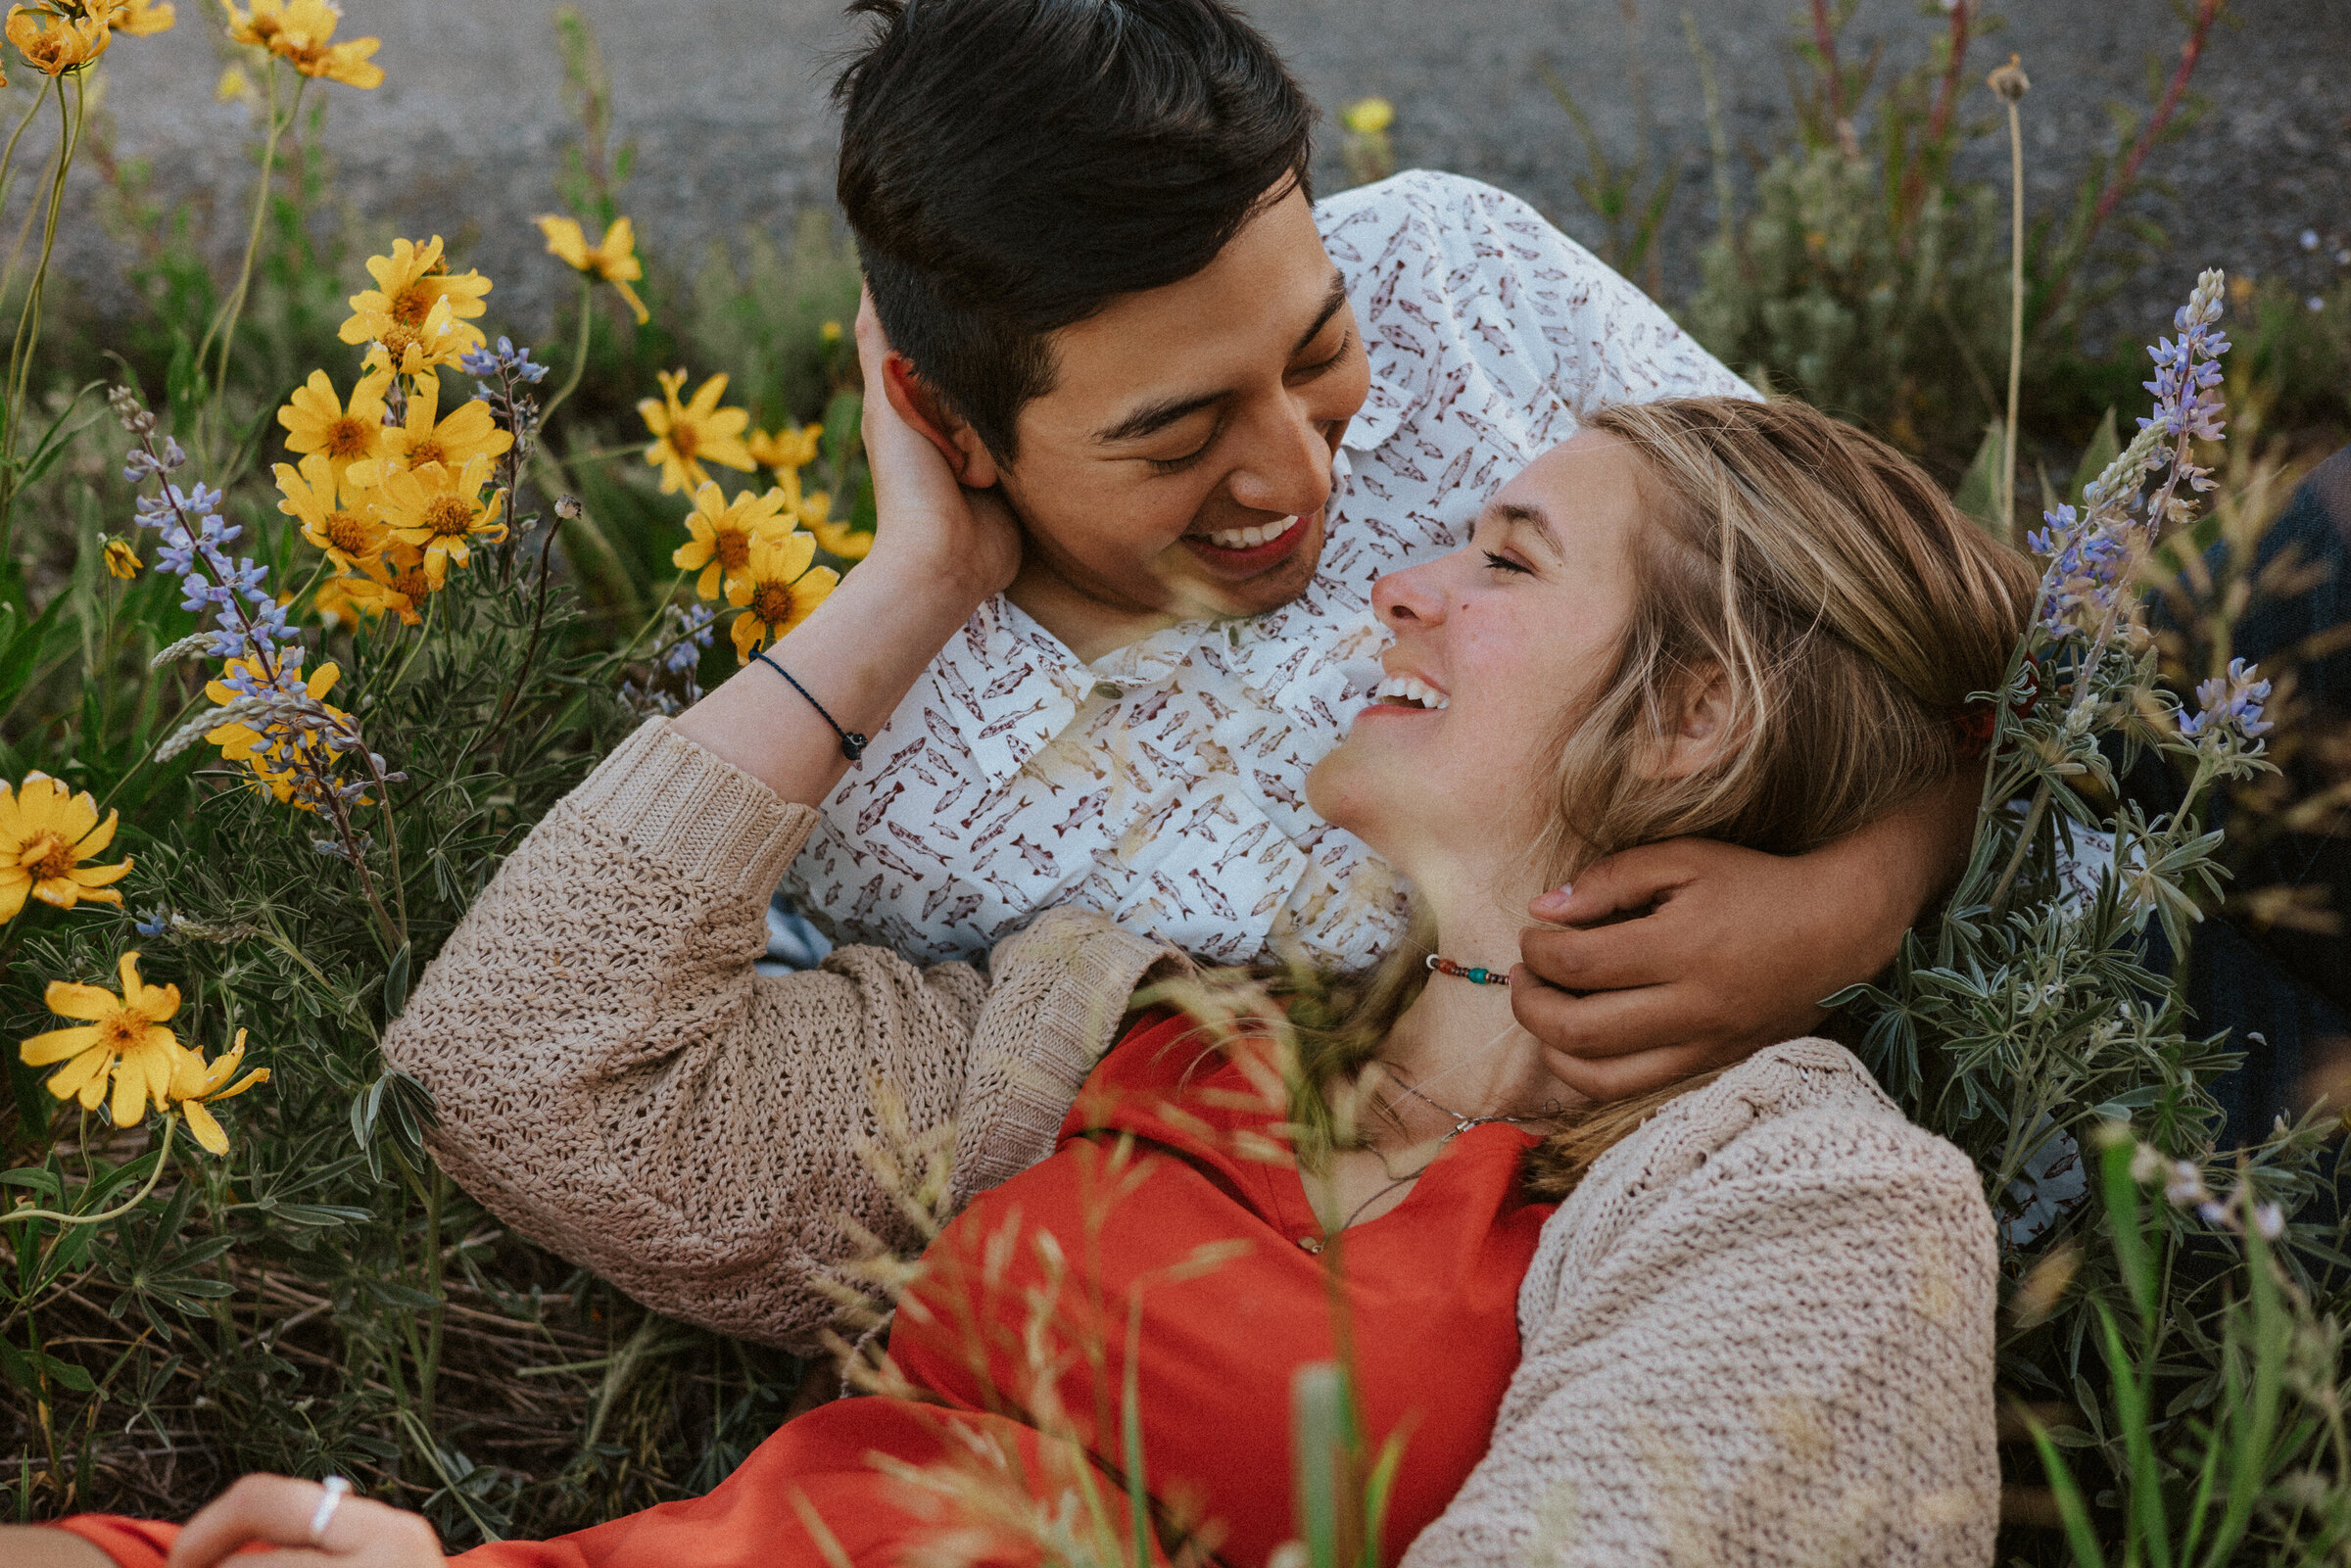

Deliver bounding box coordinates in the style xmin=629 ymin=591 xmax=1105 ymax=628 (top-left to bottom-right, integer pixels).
xmin=1640 ymin=668 xmax=1741 ymax=781
xmin=881 ymin=354 xmax=1001 ymax=490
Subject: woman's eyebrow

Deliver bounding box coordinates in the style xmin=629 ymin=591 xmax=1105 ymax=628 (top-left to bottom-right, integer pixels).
xmin=1488 ymin=500 xmax=1562 ymax=553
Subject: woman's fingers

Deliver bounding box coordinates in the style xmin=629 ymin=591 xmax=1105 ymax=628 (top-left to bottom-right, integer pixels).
xmin=167 ymin=1477 xmax=441 ymax=1568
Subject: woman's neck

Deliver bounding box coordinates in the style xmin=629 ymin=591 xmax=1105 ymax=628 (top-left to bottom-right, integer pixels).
xmin=1370 ymin=877 xmax=1573 ymax=1136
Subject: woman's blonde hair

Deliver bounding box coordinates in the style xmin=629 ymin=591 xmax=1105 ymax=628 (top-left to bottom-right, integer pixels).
xmin=1282 ymin=396 xmax=2036 ymax=1194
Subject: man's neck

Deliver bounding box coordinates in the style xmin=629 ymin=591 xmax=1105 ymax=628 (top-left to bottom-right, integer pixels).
xmin=1006 ymin=554 xmax=1185 ymax=665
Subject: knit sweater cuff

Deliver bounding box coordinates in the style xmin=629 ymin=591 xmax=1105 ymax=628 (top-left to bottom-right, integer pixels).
xmin=563 ymin=718 xmax=817 ymax=900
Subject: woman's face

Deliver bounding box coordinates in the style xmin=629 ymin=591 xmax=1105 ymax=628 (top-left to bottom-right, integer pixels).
xmin=1306 ymin=430 xmax=1646 ymax=885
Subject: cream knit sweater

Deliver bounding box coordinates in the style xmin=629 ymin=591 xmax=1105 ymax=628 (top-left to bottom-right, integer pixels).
xmin=385 ymin=719 xmax=2000 ymax=1567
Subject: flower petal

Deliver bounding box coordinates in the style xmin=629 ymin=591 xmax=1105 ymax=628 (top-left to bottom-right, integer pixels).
xmin=182 ymin=1099 xmax=230 ymax=1156
xmin=42 ymin=981 xmax=119 ymax=1022
xmin=44 ymin=1048 xmax=107 ymax=1102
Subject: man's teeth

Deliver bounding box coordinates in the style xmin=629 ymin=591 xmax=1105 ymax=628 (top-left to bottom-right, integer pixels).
xmin=1371 ymin=675 xmax=1449 ymax=710
xmin=1201 ymin=514 xmax=1302 ymax=550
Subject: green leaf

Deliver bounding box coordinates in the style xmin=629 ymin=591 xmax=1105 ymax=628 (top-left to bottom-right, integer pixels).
xmin=2022 ymin=1409 xmax=2105 ymax=1568
xmin=2068 ymin=407 xmax=2121 ymax=506
xmin=30 ymin=1352 xmax=95 ymax=1393
xmin=1951 ymin=421 xmax=2006 ymax=538
xmin=1291 ymin=1361 xmax=1346 ymax=1568
xmin=383 ymin=943 xmax=412 ymax=1021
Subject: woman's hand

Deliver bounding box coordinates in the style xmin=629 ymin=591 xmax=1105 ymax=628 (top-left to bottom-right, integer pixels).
xmin=166 ymin=1474 xmax=441 ymax=1568
xmin=855 ymin=288 xmax=1022 ymax=602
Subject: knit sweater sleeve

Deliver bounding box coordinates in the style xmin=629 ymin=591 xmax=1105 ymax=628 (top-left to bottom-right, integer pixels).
xmin=1400 ymin=1106 xmax=2000 ymax=1568
xmin=382 ymin=718 xmax=998 ymax=1353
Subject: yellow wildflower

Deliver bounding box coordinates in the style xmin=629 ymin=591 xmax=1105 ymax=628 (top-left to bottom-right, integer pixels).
xmin=342 ymin=545 xmax=431 ymax=626
xmin=819 ymin=319 xmax=842 ymax=344
xmin=204 ymin=656 xmax=352 ymax=806
xmin=215 ymin=62 xmax=252 ymax=101
xmin=376 ymin=452 xmax=507 ymax=588
xmin=1341 ymin=97 xmax=1394 ymax=136
xmin=312 ymin=571 xmax=370 ymax=629
xmin=537 ymin=214 xmax=649 ymax=325
xmin=274 ymin=452 xmax=385 ymax=574
xmin=746 ymin=423 xmax=822 ymax=477
xmin=638 ymin=369 xmax=754 ymax=495
xmin=278 ymin=366 xmax=393 ymax=487
xmin=219 ymin=0 xmax=286 ymax=47
xmin=802 ymin=491 xmax=874 ymax=563
xmin=727 ymin=530 xmax=838 ymax=660
xmin=20 ymin=953 xmax=182 ymax=1126
xmin=6 ymin=7 xmax=112 ymax=74
xmin=167 ymin=1028 xmax=268 ymax=1156
xmin=0 ymin=773 xmax=132 ymax=921
xmin=360 ymin=292 xmax=469 ymax=379
xmin=339 ymin=237 xmax=491 ymax=369
xmin=105 ymin=0 xmax=175 ymax=36
xmin=673 ymin=481 xmax=795 ymax=601
xmin=346 ymin=372 xmax=511 ymax=489
xmin=262 ymin=0 xmax=379 ymax=87
xmin=103 ymin=538 xmax=142 ymax=579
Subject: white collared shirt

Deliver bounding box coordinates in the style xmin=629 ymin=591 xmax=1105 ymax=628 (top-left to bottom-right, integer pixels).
xmin=784 ymin=170 xmax=1753 ymax=968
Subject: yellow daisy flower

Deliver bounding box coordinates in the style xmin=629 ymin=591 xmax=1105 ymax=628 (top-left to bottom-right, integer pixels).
xmin=274 ymin=452 xmax=385 ymax=574
xmin=103 ymin=538 xmax=142 ymax=579
xmin=105 ymin=0 xmax=175 ymax=36
xmin=256 ymin=0 xmax=378 ymax=87
xmin=672 ymin=481 xmax=795 ymax=601
xmin=0 ymin=774 xmax=133 ymax=922
xmin=727 ymin=530 xmax=838 ymax=661
xmin=215 ymin=62 xmax=253 ymax=101
xmin=819 ymin=319 xmax=842 ymax=344
xmin=538 ymin=214 xmax=650 ymax=325
xmin=167 ymin=1028 xmax=269 ymax=1156
xmin=278 ymin=366 xmax=393 ymax=487
xmin=376 ymin=452 xmax=507 ymax=588
xmin=219 ymin=0 xmax=287 ymax=47
xmin=345 ymin=371 xmax=511 ymax=490
xmin=359 ymin=292 xmax=470 ymax=380
xmin=638 ymin=369 xmax=754 ymax=496
xmin=343 ymin=545 xmax=432 ymax=627
xmin=203 ymin=656 xmax=353 ymax=806
xmin=20 ymin=952 xmax=183 ymax=1126
xmin=7 ymin=7 xmax=112 ymax=74
xmin=312 ymin=571 xmax=371 ymax=630
xmin=745 ymin=423 xmax=822 ymax=476
xmin=801 ymin=491 xmax=874 ymax=563
xmin=339 ymin=237 xmax=490 ymax=367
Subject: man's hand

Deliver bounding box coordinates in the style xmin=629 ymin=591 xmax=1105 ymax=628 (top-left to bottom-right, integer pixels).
xmin=165 ymin=1474 xmax=441 ymax=1568
xmin=1511 ymin=774 xmax=1976 ymax=1100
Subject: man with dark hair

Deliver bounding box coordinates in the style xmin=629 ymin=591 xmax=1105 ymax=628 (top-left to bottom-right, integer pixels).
xmin=749 ymin=0 xmax=1972 ymax=1094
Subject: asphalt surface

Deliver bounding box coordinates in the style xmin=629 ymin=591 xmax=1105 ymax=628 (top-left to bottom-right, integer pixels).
xmin=55 ymin=0 xmax=2351 ymax=342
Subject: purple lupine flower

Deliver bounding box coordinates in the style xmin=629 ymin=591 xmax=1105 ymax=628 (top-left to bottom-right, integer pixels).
xmin=463 ymin=336 xmax=551 ymax=400
xmin=2180 ymin=657 xmax=2273 ymax=739
xmin=660 ymin=602 xmax=716 ymax=674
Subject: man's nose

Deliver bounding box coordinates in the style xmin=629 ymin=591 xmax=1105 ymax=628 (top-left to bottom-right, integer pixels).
xmin=1225 ymin=393 xmax=1334 ymax=519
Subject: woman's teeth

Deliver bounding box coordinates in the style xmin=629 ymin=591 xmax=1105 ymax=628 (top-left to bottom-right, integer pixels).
xmin=1371 ymin=675 xmax=1449 ymax=710
xmin=1201 ymin=514 xmax=1302 ymax=550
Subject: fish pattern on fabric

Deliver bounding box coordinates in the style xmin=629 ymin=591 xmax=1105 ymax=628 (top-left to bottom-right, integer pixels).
xmin=784 ymin=170 xmax=1754 ymax=968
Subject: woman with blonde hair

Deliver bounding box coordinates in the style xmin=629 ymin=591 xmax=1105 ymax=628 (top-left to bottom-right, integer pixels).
xmin=25 ymin=363 xmax=2028 ymax=1567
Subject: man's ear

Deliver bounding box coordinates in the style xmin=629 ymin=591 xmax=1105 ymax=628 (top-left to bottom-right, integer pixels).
xmin=882 ymin=354 xmax=1002 ymax=489
xmin=1640 ymin=668 xmax=1741 ymax=781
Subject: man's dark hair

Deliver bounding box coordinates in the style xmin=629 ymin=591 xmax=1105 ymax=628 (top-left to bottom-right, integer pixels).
xmin=834 ymin=0 xmax=1315 ymax=461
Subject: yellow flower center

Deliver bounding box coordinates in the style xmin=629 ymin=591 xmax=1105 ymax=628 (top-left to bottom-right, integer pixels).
xmin=408 ymin=437 xmax=449 ymax=469
xmin=22 ymin=832 xmax=79 ymax=883
xmin=325 ymin=415 xmax=376 ymax=459
xmin=714 ymin=526 xmax=751 ymax=571
xmin=389 ymin=284 xmax=433 ymax=328
xmin=667 ymin=422 xmax=700 ymax=461
xmin=378 ymin=325 xmax=423 ymax=365
xmin=750 ymin=582 xmax=795 ymax=626
xmin=324 ymin=511 xmax=375 ymax=555
xmin=96 ymin=1007 xmax=147 ymax=1054
xmin=422 ymin=496 xmax=475 ymax=539
xmin=391 ymin=568 xmax=431 ymax=599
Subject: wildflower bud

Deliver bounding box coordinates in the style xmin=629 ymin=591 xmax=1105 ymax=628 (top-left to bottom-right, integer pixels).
xmin=109 ymin=385 xmax=158 ymax=436
xmin=1987 ymin=54 xmax=2030 ymax=103
xmin=554 ymin=495 xmax=584 ymax=521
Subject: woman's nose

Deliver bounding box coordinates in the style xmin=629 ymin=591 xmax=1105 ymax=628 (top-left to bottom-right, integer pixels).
xmin=1372 ymin=559 xmax=1447 ymax=627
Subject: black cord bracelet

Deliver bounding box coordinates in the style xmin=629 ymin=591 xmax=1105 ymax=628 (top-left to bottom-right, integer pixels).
xmin=752 ymin=649 xmax=867 ymax=761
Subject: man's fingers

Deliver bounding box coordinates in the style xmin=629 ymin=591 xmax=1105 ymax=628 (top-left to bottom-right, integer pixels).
xmin=1539 ymin=1036 xmax=1733 ymax=1103
xmin=1516 ymin=921 xmax=1671 ymax=994
xmin=1508 ymin=974 xmax=1720 ymax=1066
xmin=1526 ymin=841 xmax=1703 ymax=926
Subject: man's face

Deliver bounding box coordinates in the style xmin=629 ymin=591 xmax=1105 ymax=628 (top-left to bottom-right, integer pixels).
xmin=988 ymin=184 xmax=1370 ymax=626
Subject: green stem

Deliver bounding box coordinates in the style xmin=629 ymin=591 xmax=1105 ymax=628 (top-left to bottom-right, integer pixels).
xmin=2 ymin=1117 xmax=177 ymax=1227
xmin=0 ymin=89 xmax=50 ymax=261
xmin=2001 ymin=93 xmax=2026 ymax=547
xmin=0 ymin=75 xmax=84 ymax=560
xmin=194 ymin=66 xmax=303 ymax=461
xmin=1988 ymin=782 xmax=2051 ymax=916
xmin=535 ymin=276 xmax=597 ymax=432
xmin=418 ymin=1167 xmax=446 ymax=1431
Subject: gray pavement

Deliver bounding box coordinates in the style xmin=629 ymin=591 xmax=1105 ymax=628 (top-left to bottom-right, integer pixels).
xmin=57 ymin=0 xmax=2351 ymax=341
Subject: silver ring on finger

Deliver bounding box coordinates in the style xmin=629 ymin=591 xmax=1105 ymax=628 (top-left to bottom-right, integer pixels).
xmin=310 ymin=1475 xmax=354 ymax=1544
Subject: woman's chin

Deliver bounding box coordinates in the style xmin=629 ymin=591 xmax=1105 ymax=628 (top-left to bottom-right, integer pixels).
xmin=1303 ymin=745 xmax=1398 ymax=850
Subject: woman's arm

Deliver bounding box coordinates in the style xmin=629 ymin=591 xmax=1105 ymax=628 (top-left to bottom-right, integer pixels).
xmin=1403 ymin=1104 xmax=1999 ymax=1567
xmin=383 ymin=721 xmax=993 ymax=1350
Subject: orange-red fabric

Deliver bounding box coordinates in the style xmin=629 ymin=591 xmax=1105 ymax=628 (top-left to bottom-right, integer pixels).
xmin=57 ymin=1009 xmax=1553 ymax=1568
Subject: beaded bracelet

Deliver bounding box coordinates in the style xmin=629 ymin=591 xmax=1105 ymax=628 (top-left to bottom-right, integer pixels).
xmin=752 ymin=649 xmax=867 ymax=761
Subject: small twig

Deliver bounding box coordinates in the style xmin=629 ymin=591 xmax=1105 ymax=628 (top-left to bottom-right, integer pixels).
xmin=2 ymin=1117 xmax=178 ymax=1228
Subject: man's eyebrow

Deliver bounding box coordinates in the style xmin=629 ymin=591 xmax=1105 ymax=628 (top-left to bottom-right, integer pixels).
xmin=1090 ymin=271 xmax=1352 ymax=447
xmin=1489 ymin=500 xmax=1561 ymax=553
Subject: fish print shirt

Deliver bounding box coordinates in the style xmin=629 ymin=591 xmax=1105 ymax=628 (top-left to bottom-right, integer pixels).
xmin=782 ymin=170 xmax=1753 ymax=968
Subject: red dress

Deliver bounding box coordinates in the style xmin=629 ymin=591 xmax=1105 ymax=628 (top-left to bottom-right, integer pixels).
xmin=59 ymin=1010 xmax=1555 ymax=1568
